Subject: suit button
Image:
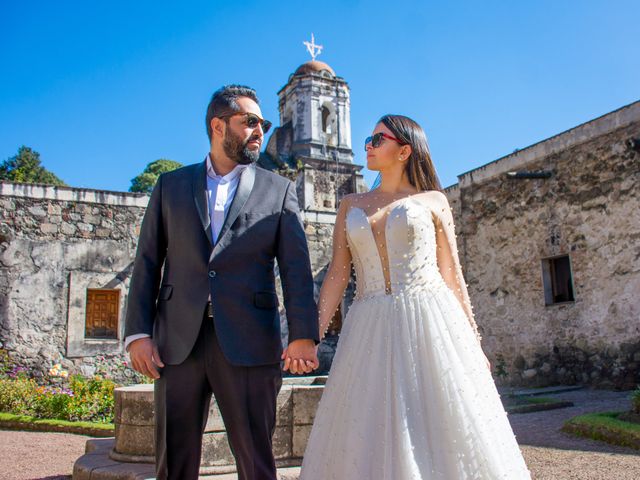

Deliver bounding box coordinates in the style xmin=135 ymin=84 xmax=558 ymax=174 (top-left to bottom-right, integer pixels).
xmin=208 ymin=270 xmax=216 ymax=278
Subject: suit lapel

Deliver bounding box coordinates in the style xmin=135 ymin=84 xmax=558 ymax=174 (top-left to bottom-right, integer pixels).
xmin=211 ymin=163 xmax=256 ymax=258
xmin=192 ymin=160 xmax=213 ymax=246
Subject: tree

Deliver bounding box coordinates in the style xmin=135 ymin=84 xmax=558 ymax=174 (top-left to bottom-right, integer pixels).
xmin=0 ymin=146 xmax=66 ymax=186
xmin=129 ymin=159 xmax=183 ymax=193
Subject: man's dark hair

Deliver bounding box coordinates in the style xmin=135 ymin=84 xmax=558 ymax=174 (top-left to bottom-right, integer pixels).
xmin=205 ymin=85 xmax=259 ymax=141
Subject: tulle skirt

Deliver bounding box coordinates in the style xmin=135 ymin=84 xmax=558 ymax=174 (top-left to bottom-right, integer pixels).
xmin=299 ymin=286 xmax=532 ymax=480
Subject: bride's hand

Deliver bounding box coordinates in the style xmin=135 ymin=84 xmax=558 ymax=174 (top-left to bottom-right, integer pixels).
xmin=281 ymin=340 xmax=319 ymax=374
xmin=282 ymin=356 xmax=316 ymax=374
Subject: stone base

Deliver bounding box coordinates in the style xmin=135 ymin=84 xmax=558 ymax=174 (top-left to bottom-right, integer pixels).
xmin=73 ymin=438 xmax=301 ymax=479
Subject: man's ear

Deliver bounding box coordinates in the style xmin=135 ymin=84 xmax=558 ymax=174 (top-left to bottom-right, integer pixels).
xmin=211 ymin=117 xmax=225 ymax=140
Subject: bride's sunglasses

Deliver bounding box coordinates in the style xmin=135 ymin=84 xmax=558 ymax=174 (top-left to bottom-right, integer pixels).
xmin=364 ymin=132 xmax=405 ymax=151
xmin=219 ymin=112 xmax=272 ymax=134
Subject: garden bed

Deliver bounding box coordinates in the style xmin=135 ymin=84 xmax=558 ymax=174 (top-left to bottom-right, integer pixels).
xmin=0 ymin=349 xmax=148 ymax=432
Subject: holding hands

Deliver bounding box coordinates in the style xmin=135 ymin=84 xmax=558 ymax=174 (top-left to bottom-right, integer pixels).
xmin=281 ymin=339 xmax=319 ymax=374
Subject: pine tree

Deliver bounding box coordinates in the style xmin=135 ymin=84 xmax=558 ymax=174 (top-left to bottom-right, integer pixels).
xmin=0 ymin=146 xmax=66 ymax=186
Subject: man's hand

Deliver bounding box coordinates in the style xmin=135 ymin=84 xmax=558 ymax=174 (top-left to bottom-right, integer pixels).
xmin=281 ymin=339 xmax=319 ymax=374
xmin=129 ymin=337 xmax=164 ymax=380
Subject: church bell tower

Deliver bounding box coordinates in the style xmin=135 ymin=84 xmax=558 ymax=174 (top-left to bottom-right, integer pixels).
xmin=260 ymin=35 xmax=366 ymax=219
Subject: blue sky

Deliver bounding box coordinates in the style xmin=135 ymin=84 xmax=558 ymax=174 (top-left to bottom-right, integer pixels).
xmin=1 ymin=1 xmax=638 ymax=191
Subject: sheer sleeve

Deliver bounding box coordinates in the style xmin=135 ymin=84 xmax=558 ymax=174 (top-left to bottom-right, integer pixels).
xmin=317 ymin=195 xmax=353 ymax=340
xmin=432 ymin=192 xmax=482 ymax=344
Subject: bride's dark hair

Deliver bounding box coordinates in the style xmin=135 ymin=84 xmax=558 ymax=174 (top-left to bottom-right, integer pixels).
xmin=375 ymin=114 xmax=442 ymax=192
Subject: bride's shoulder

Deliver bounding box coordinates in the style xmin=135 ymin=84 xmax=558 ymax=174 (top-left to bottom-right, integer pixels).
xmin=413 ymin=190 xmax=451 ymax=210
xmin=338 ymin=192 xmax=368 ymax=209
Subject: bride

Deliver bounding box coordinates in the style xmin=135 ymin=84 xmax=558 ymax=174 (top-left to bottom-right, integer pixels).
xmin=286 ymin=114 xmax=532 ymax=479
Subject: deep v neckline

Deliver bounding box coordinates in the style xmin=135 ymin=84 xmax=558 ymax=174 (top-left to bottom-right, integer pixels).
xmin=351 ymin=207 xmax=393 ymax=294
xmin=349 ymin=197 xmax=417 ymax=295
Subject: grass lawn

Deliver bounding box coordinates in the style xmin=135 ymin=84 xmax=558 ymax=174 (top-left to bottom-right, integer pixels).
xmin=503 ymin=395 xmax=573 ymax=414
xmin=0 ymin=412 xmax=114 ymax=437
xmin=562 ymin=410 xmax=640 ymax=450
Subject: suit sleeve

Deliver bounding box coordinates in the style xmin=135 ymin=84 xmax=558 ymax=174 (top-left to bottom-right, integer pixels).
xmin=276 ymin=181 xmax=320 ymax=345
xmin=124 ymin=174 xmax=167 ymax=339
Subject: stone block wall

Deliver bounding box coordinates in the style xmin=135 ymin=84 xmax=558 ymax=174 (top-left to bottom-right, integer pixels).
xmin=0 ymin=182 xmax=147 ymax=379
xmin=446 ymin=102 xmax=640 ymax=388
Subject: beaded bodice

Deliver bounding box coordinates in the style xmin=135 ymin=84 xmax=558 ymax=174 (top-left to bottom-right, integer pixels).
xmin=345 ymin=196 xmax=449 ymax=300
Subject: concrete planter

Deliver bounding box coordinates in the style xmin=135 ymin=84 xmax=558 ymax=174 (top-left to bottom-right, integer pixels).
xmin=75 ymin=376 xmax=327 ymax=478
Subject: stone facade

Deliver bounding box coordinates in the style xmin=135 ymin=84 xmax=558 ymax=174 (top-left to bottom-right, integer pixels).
xmin=0 ymin=182 xmax=148 ymax=379
xmin=445 ymin=100 xmax=640 ymax=389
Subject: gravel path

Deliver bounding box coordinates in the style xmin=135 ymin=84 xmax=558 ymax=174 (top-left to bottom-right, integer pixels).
xmin=0 ymin=429 xmax=88 ymax=480
xmin=0 ymin=387 xmax=638 ymax=479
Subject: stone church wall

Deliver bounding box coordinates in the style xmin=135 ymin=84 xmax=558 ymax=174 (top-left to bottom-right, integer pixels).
xmin=0 ymin=183 xmax=147 ymax=379
xmin=446 ymin=102 xmax=640 ymax=388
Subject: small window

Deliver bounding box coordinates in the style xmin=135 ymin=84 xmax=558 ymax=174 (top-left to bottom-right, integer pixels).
xmin=85 ymin=289 xmax=120 ymax=339
xmin=321 ymin=106 xmax=331 ymax=133
xmin=541 ymin=255 xmax=575 ymax=305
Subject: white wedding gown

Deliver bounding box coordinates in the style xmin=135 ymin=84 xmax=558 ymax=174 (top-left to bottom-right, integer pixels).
xmin=299 ymin=196 xmax=531 ymax=479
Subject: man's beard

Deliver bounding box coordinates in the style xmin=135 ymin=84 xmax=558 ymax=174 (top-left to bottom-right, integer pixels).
xmin=223 ymin=129 xmax=260 ymax=165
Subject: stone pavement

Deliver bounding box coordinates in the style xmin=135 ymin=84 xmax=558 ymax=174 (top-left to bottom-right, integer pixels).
xmin=509 ymin=387 xmax=640 ymax=479
xmin=1 ymin=386 xmax=638 ymax=479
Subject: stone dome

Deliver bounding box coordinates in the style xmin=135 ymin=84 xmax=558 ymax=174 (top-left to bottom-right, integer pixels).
xmin=293 ymin=60 xmax=336 ymax=77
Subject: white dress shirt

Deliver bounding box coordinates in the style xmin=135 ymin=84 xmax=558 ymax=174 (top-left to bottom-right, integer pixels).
xmin=205 ymin=154 xmax=248 ymax=243
xmin=124 ymin=154 xmax=248 ymax=351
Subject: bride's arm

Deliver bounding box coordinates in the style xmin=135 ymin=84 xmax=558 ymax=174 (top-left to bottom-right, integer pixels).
xmin=432 ymin=192 xmax=483 ymax=344
xmin=317 ymin=196 xmax=353 ymax=341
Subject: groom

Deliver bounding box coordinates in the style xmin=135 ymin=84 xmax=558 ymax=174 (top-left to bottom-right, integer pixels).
xmin=124 ymin=85 xmax=320 ymax=480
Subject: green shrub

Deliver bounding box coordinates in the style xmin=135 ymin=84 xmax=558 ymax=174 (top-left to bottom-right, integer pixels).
xmin=0 ymin=377 xmax=39 ymax=414
xmin=0 ymin=349 xmax=138 ymax=425
xmin=0 ymin=375 xmax=116 ymax=423
xmin=631 ymin=385 xmax=640 ymax=414
xmin=0 ymin=348 xmax=11 ymax=377
xmin=66 ymin=375 xmax=116 ymax=423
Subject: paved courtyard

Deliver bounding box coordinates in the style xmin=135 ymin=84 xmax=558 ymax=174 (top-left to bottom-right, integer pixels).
xmin=0 ymin=387 xmax=638 ymax=479
xmin=510 ymin=387 xmax=640 ymax=480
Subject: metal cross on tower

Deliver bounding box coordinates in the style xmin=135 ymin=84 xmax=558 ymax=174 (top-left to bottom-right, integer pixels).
xmin=303 ymin=33 xmax=323 ymax=61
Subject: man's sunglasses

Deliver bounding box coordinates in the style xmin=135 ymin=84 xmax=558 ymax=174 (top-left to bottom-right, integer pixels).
xmin=364 ymin=132 xmax=405 ymax=151
xmin=218 ymin=112 xmax=272 ymax=134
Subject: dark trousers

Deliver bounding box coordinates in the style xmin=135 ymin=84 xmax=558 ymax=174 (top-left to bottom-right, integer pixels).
xmin=154 ymin=311 xmax=283 ymax=480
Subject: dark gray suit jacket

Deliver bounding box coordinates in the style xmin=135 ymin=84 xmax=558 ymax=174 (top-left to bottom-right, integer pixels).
xmin=124 ymin=161 xmax=319 ymax=366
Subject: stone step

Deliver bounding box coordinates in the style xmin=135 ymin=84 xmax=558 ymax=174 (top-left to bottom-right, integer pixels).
xmin=208 ymin=467 xmax=300 ymax=479
xmin=74 ymin=439 xmax=301 ymax=479
xmin=73 ymin=448 xmax=301 ymax=480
